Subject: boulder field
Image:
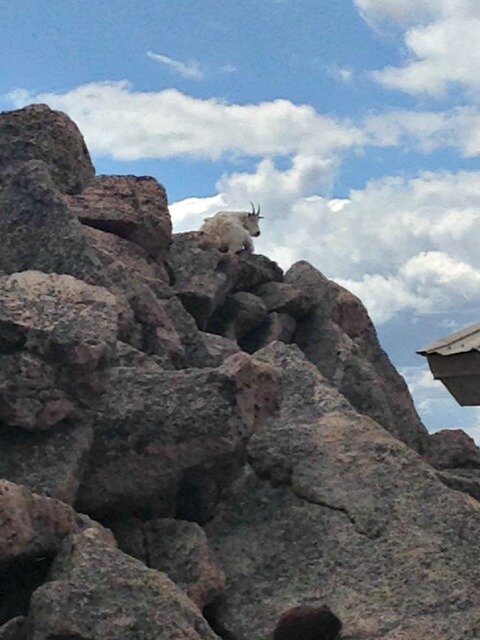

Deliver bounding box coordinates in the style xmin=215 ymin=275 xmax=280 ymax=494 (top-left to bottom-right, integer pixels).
xmin=0 ymin=104 xmax=479 ymax=640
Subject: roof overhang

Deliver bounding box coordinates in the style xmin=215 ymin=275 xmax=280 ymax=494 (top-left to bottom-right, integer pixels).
xmin=418 ymin=323 xmax=480 ymax=406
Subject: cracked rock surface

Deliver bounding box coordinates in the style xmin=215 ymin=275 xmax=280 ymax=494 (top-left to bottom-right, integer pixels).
xmin=206 ymin=343 xmax=480 ymax=640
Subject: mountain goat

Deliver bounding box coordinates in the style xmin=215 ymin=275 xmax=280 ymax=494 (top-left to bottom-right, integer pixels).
xmin=200 ymin=203 xmax=264 ymax=255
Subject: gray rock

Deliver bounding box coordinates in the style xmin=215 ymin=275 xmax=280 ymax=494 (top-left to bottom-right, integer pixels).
xmin=205 ymin=343 xmax=480 ymax=640
xmin=113 ymin=518 xmax=226 ymax=609
xmin=427 ymin=429 xmax=480 ymax=470
xmin=0 ymin=103 xmax=94 ymax=194
xmin=0 ymin=617 xmax=27 ymax=640
xmin=0 ymin=352 xmax=75 ymax=431
xmin=200 ymin=333 xmax=241 ymax=366
xmin=232 ymin=253 xmax=283 ymax=292
xmin=255 ymin=281 xmax=313 ymax=318
xmin=0 ymin=424 xmax=93 ymax=505
xmin=67 ymin=174 xmax=172 ymax=257
xmin=28 ymin=527 xmax=219 ymax=640
xmin=436 ymin=468 xmax=480 ymax=502
xmin=77 ymin=354 xmax=280 ymax=520
xmin=287 ymin=261 xmax=430 ymax=454
xmin=242 ymin=312 xmax=297 ymax=353
xmin=0 ymin=271 xmax=122 ymax=393
xmin=170 ymin=232 xmax=235 ymax=329
xmin=207 ymin=291 xmax=268 ymax=341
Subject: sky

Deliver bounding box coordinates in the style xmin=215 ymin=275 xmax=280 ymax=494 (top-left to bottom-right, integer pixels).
xmin=2 ymin=0 xmax=480 ymax=441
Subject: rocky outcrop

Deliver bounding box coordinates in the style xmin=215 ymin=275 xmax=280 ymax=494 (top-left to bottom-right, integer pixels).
xmin=0 ymin=424 xmax=93 ymax=505
xmin=0 ymin=103 xmax=478 ymax=639
xmin=206 ymin=343 xmax=480 ymax=640
xmin=0 ymin=103 xmax=94 ymax=194
xmin=428 ymin=428 xmax=480 ymax=469
xmin=113 ymin=517 xmax=226 ymax=609
xmin=28 ymin=526 xmax=219 ymax=640
xmin=286 ymin=261 xmax=430 ymax=454
xmin=66 ymin=174 xmax=172 ymax=257
xmin=207 ymin=292 xmax=268 ymax=341
xmin=76 ymin=352 xmax=280 ymax=520
xmin=0 ymin=480 xmax=75 ymax=566
xmin=427 ymin=429 xmax=480 ymax=503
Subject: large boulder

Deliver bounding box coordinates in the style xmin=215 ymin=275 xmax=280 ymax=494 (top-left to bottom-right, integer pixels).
xmin=0 ymin=617 xmax=26 ymax=640
xmin=66 ymin=175 xmax=172 ymax=258
xmin=232 ymin=253 xmax=283 ymax=292
xmin=0 ymin=424 xmax=93 ymax=505
xmin=255 ymin=281 xmax=313 ymax=318
xmin=76 ymin=353 xmax=280 ymax=520
xmin=205 ymin=343 xmax=480 ymax=640
xmin=0 ymin=160 xmax=106 ymax=282
xmin=0 ymin=480 xmax=75 ymax=567
xmin=242 ymin=311 xmax=297 ymax=353
xmin=169 ymin=232 xmax=235 ymax=329
xmin=0 ymin=270 xmax=122 ymax=390
xmin=0 ymin=162 xmax=195 ymax=366
xmin=0 ymin=103 xmax=94 ymax=194
xmin=113 ymin=517 xmax=226 ymax=609
xmin=28 ymin=526 xmax=219 ymax=640
xmin=286 ymin=261 xmax=430 ymax=454
xmin=0 ymin=352 xmax=75 ymax=431
xmin=207 ymin=292 xmax=268 ymax=341
xmin=428 ymin=429 xmax=480 ymax=470
xmin=200 ymin=333 xmax=241 ymax=366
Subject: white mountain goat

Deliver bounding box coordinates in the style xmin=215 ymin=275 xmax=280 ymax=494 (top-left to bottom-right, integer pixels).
xmin=200 ymin=203 xmax=264 ymax=255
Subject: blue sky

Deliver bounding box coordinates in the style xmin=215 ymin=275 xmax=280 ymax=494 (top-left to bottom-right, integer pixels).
xmin=3 ymin=0 xmax=480 ymax=441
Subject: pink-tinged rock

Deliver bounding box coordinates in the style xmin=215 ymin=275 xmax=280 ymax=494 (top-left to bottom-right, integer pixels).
xmin=28 ymin=527 xmax=219 ymax=640
xmin=0 ymin=480 xmax=75 ymax=567
xmin=206 ymin=343 xmax=480 ymax=640
xmin=0 ymin=104 xmax=94 ymax=194
xmin=0 ymin=271 xmax=121 ymax=384
xmin=77 ymin=353 xmax=280 ymax=521
xmin=219 ymin=351 xmax=281 ymax=431
xmin=200 ymin=332 xmax=241 ymax=366
xmin=67 ymin=175 xmax=172 ymax=257
xmin=286 ymin=261 xmax=430 ymax=454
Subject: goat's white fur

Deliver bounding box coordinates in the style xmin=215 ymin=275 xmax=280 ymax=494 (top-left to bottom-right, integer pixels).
xmin=200 ymin=210 xmax=262 ymax=255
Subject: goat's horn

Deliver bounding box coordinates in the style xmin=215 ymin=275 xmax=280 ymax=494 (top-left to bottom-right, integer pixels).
xmin=257 ymin=205 xmax=261 ymax=216
xmin=250 ymin=202 xmax=256 ymax=215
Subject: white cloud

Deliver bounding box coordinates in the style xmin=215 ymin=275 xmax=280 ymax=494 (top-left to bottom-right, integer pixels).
xmin=355 ymin=0 xmax=480 ymax=95
xmin=7 ymin=81 xmax=364 ymax=162
xmin=146 ymin=51 xmax=204 ymax=80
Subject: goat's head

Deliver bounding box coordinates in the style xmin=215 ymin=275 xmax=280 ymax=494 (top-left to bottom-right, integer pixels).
xmin=242 ymin=202 xmax=264 ymax=237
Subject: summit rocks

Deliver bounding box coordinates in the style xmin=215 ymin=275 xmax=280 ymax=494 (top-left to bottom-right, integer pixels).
xmin=0 ymin=103 xmax=478 ymax=639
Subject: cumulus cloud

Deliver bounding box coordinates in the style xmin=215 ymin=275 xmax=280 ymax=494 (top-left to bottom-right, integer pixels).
xmin=355 ymin=0 xmax=480 ymax=95
xmin=7 ymin=82 xmax=364 ymax=162
xmin=146 ymin=51 xmax=204 ymax=80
